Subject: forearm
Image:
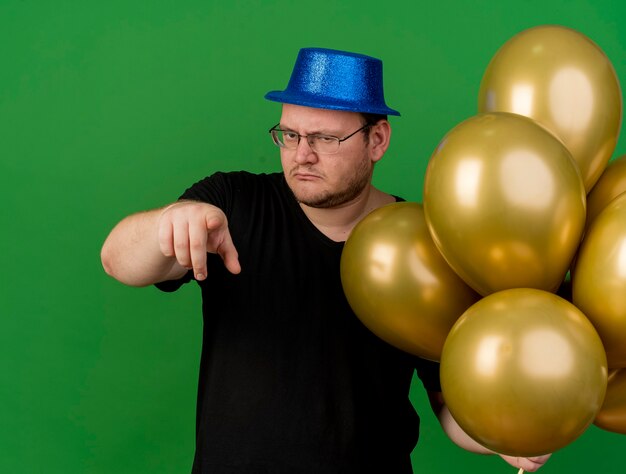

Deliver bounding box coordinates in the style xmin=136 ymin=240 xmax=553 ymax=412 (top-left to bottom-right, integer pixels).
xmin=101 ymin=206 xmax=186 ymax=287
xmin=429 ymin=392 xmax=551 ymax=472
xmin=437 ymin=403 xmax=492 ymax=454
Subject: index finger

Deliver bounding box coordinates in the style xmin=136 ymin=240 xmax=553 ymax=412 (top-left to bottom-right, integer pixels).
xmin=188 ymin=217 xmax=209 ymax=280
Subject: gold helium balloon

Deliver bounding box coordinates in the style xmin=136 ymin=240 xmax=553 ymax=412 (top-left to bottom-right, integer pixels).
xmin=340 ymin=202 xmax=480 ymax=361
xmin=573 ymin=192 xmax=626 ymax=368
xmin=424 ymin=112 xmax=586 ymax=296
xmin=595 ymin=369 xmax=626 ymax=434
xmin=441 ymin=288 xmax=608 ymax=457
xmin=478 ymin=25 xmax=623 ymax=192
xmin=586 ymin=155 xmax=626 ymax=228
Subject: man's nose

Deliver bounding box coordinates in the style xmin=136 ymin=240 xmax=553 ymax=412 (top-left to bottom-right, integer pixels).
xmin=294 ymin=137 xmax=318 ymax=164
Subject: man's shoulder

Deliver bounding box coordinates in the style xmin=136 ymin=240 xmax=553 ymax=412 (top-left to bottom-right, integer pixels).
xmin=184 ymin=170 xmax=284 ymax=195
xmin=207 ymin=170 xmax=284 ymax=187
xmin=212 ymin=169 xmax=283 ymax=180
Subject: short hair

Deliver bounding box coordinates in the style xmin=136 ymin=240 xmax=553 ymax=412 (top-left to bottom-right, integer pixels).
xmin=361 ymin=112 xmax=388 ymax=126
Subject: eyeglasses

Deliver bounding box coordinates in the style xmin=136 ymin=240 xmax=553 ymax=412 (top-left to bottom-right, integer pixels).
xmin=268 ymin=123 xmax=370 ymax=155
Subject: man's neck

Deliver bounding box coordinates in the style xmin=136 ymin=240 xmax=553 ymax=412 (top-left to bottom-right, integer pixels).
xmin=299 ymin=185 xmax=396 ymax=242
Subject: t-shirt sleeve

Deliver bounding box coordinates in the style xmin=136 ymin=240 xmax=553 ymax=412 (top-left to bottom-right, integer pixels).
xmin=414 ymin=357 xmax=441 ymax=392
xmin=178 ymin=171 xmax=235 ymax=213
xmin=154 ymin=270 xmax=194 ymax=292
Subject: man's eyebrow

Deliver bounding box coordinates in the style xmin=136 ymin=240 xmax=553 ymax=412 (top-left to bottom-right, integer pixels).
xmin=279 ymin=123 xmax=339 ymax=135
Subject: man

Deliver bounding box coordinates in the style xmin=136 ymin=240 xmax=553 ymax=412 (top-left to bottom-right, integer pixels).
xmin=101 ymin=48 xmax=549 ymax=473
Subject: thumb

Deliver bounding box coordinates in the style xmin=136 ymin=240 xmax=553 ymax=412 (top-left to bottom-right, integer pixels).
xmin=217 ymin=231 xmax=241 ymax=274
xmin=206 ymin=214 xmax=241 ymax=274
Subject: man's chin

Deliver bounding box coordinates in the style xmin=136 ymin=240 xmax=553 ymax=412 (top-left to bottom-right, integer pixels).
xmin=288 ymin=180 xmax=329 ymax=207
xmin=295 ymin=193 xmax=334 ymax=209
xmin=287 ymin=176 xmax=369 ymax=209
xmin=296 ymin=190 xmax=361 ymax=209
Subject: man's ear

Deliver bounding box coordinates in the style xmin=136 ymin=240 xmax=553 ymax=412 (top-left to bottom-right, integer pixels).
xmin=369 ymin=120 xmax=391 ymax=162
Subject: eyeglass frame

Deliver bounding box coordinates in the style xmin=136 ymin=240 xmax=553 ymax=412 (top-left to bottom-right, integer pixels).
xmin=268 ymin=123 xmax=371 ymax=154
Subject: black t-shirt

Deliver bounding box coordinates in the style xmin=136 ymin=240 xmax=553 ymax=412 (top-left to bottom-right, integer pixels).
xmin=157 ymin=171 xmax=441 ymax=474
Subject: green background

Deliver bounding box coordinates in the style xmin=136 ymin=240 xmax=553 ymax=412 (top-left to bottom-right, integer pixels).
xmin=2 ymin=0 xmax=625 ymax=472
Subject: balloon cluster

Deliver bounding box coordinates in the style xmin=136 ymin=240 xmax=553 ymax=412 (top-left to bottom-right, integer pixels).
xmin=341 ymin=25 xmax=625 ymax=457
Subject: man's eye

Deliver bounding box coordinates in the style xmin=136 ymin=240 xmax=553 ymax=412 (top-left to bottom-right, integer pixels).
xmin=283 ymin=132 xmax=299 ymax=141
xmin=316 ymin=136 xmax=336 ymax=143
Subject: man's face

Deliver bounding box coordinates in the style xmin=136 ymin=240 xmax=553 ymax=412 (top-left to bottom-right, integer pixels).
xmin=278 ymin=104 xmax=375 ymax=209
